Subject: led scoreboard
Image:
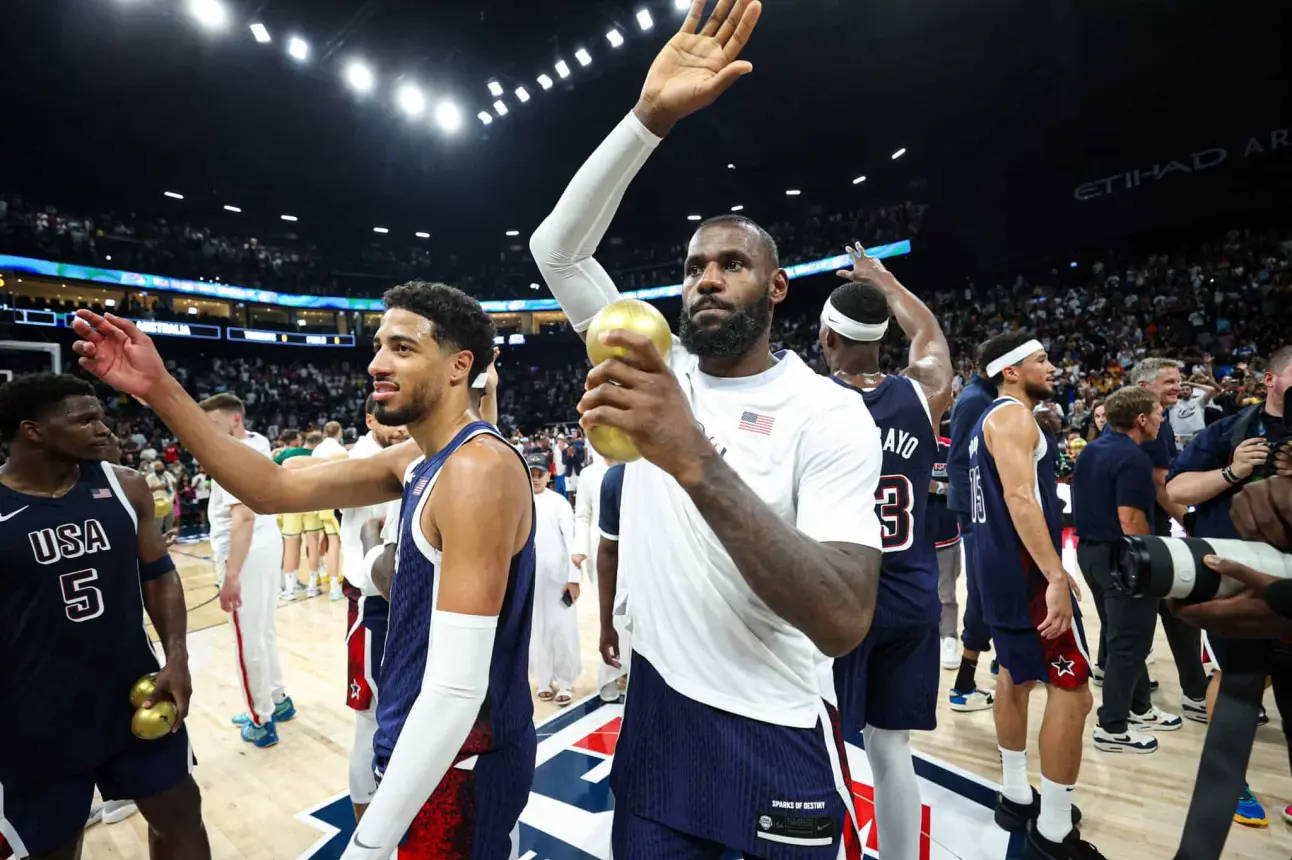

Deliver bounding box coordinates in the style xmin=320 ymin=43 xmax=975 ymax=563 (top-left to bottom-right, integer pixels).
xmin=226 ymin=327 xmax=356 ymax=347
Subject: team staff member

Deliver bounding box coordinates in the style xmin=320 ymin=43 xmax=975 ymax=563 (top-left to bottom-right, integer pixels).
xmin=930 ymin=434 xmax=963 ymax=668
xmin=1073 ymin=387 xmax=1182 ymax=756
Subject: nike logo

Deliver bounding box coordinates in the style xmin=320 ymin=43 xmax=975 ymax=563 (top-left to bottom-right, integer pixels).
xmin=0 ymin=506 xmax=29 ymax=522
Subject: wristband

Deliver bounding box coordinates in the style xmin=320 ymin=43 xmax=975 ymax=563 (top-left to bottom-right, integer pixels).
xmin=139 ymin=554 xmax=178 ymax=582
xmin=1220 ymin=465 xmax=1240 ymax=486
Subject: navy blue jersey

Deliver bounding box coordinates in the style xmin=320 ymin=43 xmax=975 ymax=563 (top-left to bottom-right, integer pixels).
xmin=598 ymin=463 xmax=625 ymax=540
xmin=928 ymin=437 xmax=961 ymax=547
xmin=947 ymin=375 xmax=996 ymax=515
xmin=967 ymin=397 xmax=1064 ymax=629
xmin=834 ymin=375 xmax=939 ymax=627
xmin=374 ymin=422 xmax=537 ymax=769
xmin=0 ymin=462 xmax=161 ymax=775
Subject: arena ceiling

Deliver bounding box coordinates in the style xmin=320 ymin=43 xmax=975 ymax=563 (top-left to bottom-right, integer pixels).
xmin=1 ymin=0 xmax=1286 ymax=272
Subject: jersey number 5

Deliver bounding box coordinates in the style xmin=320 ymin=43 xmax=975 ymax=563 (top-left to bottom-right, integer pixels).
xmin=876 ymin=475 xmax=914 ymax=552
xmin=60 ymin=568 xmax=105 ymax=622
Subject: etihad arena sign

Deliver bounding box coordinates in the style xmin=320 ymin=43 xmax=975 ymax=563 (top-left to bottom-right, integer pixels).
xmin=1072 ymin=127 xmax=1287 ymax=201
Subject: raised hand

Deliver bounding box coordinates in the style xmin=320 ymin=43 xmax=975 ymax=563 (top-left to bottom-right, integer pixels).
xmin=71 ymin=311 xmax=170 ymax=400
xmin=835 ymin=241 xmax=892 ymax=286
xmin=635 ymin=0 xmax=763 ymax=135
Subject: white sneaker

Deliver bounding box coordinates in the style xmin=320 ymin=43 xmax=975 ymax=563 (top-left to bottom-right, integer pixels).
xmin=1093 ymin=724 xmax=1158 ymax=754
xmin=85 ymin=804 xmax=104 ymax=828
xmin=329 ymin=580 xmax=344 ymax=601
xmin=1182 ymin=696 xmax=1208 ymax=724
xmin=940 ymin=637 xmax=960 ymax=669
xmin=1130 ymin=705 xmax=1183 ymax=732
xmin=948 ymin=688 xmax=994 ymax=712
xmin=306 ymin=572 xmax=320 ymax=598
xmin=1145 ymin=645 xmax=1156 ymax=665
xmin=102 ymin=800 xmax=138 ymax=824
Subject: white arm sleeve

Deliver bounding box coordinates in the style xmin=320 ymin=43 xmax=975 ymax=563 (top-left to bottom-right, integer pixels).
xmin=528 ymin=112 xmax=662 ymax=332
xmin=343 ymin=611 xmax=497 ymax=858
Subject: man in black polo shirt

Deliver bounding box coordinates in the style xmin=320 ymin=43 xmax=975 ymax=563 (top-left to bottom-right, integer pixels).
xmin=1074 ymin=386 xmax=1183 ymax=755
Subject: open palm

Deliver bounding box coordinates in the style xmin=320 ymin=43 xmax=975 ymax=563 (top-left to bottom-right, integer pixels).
xmin=640 ymin=0 xmax=762 ymax=120
xmin=71 ymin=310 xmax=169 ymax=399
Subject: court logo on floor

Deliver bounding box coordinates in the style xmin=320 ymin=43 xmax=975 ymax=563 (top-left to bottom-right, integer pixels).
xmin=296 ymin=697 xmax=1026 ymax=859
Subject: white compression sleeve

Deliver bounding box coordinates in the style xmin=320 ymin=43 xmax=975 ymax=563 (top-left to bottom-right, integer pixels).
xmin=349 ymin=708 xmax=379 ymax=804
xmin=862 ymin=725 xmax=922 ymax=860
xmin=343 ymin=611 xmax=498 ymax=858
xmin=529 ymin=112 xmax=662 ymax=332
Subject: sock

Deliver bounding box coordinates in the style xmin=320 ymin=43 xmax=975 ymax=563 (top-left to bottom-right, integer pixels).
xmin=998 ymin=747 xmax=1031 ymax=805
xmin=954 ymin=656 xmax=978 ymax=693
xmin=308 ymin=570 xmax=319 ymax=587
xmin=281 ymin=571 xmax=295 ymax=590
xmin=864 ymin=726 xmax=922 ymax=860
xmin=1037 ymin=776 xmax=1075 ymax=843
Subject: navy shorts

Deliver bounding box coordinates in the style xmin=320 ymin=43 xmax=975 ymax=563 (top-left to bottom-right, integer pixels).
xmin=0 ymin=726 xmax=193 ymax=856
xmin=832 ymin=622 xmax=940 ymax=736
xmin=610 ymin=654 xmax=861 ymax=860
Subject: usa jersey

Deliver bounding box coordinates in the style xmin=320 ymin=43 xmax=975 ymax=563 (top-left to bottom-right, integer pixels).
xmin=374 ymin=421 xmax=537 ymax=768
xmin=0 ymin=462 xmax=161 ymax=775
xmin=966 ymin=397 xmax=1064 ymax=628
xmin=835 ymin=374 xmax=939 ymax=627
xmin=929 ymin=437 xmax=961 ymax=548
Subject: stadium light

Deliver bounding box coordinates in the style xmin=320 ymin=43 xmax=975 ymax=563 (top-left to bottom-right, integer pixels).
xmin=727 ymin=163 xmax=735 ymax=169
xmin=575 ymin=48 xmax=592 ymax=67
xmin=373 ymin=227 xmax=389 ymax=234
xmin=687 ymin=214 xmax=701 ymax=221
xmin=674 ymin=0 xmax=689 ymax=9
xmin=505 ymin=230 xmax=520 ymax=237
xmin=891 ymin=147 xmax=906 ymax=160
xmin=434 ymin=101 xmax=462 ymax=132
xmin=397 ymin=84 xmax=426 ymax=117
xmin=555 ymin=60 xmax=571 ymax=79
xmin=297 ymin=319 xmax=307 ymax=326
xmin=223 ymin=205 xmax=241 ymax=213
xmin=188 ymin=0 xmax=227 ymax=31
xmin=188 ymin=307 xmax=199 ymax=315
xmin=345 ymin=60 xmax=375 ymax=93
xmin=477 ymin=111 xmax=493 ymax=125
xmin=852 ymin=175 xmax=867 ymax=185
xmin=731 ymin=204 xmax=744 ymax=212
xmin=537 ymin=73 xmax=554 ymax=90
xmin=288 ymin=36 xmax=308 ymax=62
xmin=280 ymin=214 xmax=298 ymax=222
xmin=514 ymin=86 xmax=530 ymax=103
xmin=607 ymin=29 xmax=625 ymax=48
xmin=785 ymin=189 xmax=801 ymax=196
xmin=105 ymin=298 xmax=116 ymax=307
xmin=164 ymin=191 xmax=184 ymax=200
xmin=249 ymin=22 xmax=270 ymax=43
xmin=415 ymin=232 xmax=430 ymax=239
xmin=529 ymin=283 xmax=541 ymax=291
xmin=493 ymin=100 xmax=508 ymax=116
xmin=488 ymin=81 xmax=504 ymax=97
xmin=636 ymin=10 xmax=654 ymax=30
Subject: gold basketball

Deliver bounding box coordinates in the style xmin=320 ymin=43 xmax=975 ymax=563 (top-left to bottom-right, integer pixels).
xmin=128 ymin=673 xmax=158 ymax=710
xmin=585 ymin=299 xmax=672 ymax=366
xmin=587 ymin=424 xmax=642 ymax=463
xmin=131 ymin=700 xmax=178 ymax=740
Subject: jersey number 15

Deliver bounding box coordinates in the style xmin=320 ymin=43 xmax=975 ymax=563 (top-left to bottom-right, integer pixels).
xmin=968 ymin=466 xmax=987 ymax=526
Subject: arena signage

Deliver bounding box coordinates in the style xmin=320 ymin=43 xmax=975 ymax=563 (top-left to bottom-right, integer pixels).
xmin=128 ymin=318 xmax=223 ymax=340
xmin=1072 ymin=127 xmax=1288 ymax=201
xmin=225 ymin=327 xmax=356 ymax=347
xmin=0 ymin=240 xmax=911 ymax=315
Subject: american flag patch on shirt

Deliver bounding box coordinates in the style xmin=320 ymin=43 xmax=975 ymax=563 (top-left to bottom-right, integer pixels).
xmin=412 ymin=477 xmax=430 ymax=497
xmin=92 ymin=488 xmax=113 ymax=499
xmin=739 ymin=411 xmax=775 ymax=435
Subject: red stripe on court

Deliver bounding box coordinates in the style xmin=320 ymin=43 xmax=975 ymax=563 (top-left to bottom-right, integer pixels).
xmin=231 ymin=611 xmax=260 ymax=727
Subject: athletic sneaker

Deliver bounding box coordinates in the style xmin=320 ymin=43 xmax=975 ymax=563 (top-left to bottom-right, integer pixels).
xmin=1234 ymin=786 xmax=1267 ymax=827
xmin=1257 ymin=705 xmax=1269 ymax=727
xmin=329 ymin=579 xmax=344 ymax=601
xmin=1181 ymin=696 xmax=1207 ymax=723
xmin=85 ymin=804 xmax=103 ymax=828
xmin=940 ymin=637 xmax=960 ymax=669
xmin=240 ymin=719 xmax=279 ymax=748
xmin=231 ymin=696 xmax=296 ymax=726
xmin=1130 ymin=705 xmax=1182 ymax=732
xmin=994 ymin=786 xmax=1083 ymax=832
xmin=1092 ymin=725 xmax=1157 ymax=754
xmin=1090 ymin=665 xmax=1104 ymax=687
xmin=280 ymin=575 xmax=301 ymax=601
xmin=949 ymin=688 xmax=994 ymax=712
xmin=1025 ymin=820 xmax=1108 ymax=859
xmin=306 ymin=572 xmax=321 ymax=599
xmin=102 ymin=800 xmax=138 ymax=824
xmin=990 ymin=658 xmax=999 ymax=676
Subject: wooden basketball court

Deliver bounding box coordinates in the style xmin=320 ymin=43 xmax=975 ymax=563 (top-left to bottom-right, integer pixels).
xmin=83 ymin=542 xmax=1289 ymax=859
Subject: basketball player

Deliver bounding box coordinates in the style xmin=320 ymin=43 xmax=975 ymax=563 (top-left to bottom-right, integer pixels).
xmin=71 ymin=280 xmax=536 ymax=859
xmin=575 ymin=452 xmax=629 ymax=701
xmin=818 ymin=243 xmax=953 ymax=860
xmin=0 ymin=373 xmax=210 ymax=860
xmin=199 ymin=393 xmax=294 ymax=748
xmin=312 ymin=421 xmax=348 ymax=600
xmin=337 ymin=396 xmax=408 ymax=822
xmin=596 ymin=462 xmax=632 ymax=701
xmin=531 ymin=3 xmax=884 ymax=855
xmin=967 ymin=332 xmax=1102 ymax=860
xmin=273 ymin=430 xmax=310 ymax=599
xmin=528 ymin=452 xmax=581 ymax=706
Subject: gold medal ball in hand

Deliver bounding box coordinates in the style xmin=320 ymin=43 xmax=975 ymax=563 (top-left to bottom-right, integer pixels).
xmin=584 ymin=300 xmax=673 ymax=462
xmin=128 ymin=672 xmax=158 ymax=710
xmin=131 ymin=700 xmax=178 ymax=740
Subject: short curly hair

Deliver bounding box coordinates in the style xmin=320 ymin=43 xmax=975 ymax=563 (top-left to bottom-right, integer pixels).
xmin=0 ymin=373 xmax=96 ymax=442
xmin=383 ymin=281 xmax=496 ymax=381
xmin=826 ymin=280 xmax=889 ymax=342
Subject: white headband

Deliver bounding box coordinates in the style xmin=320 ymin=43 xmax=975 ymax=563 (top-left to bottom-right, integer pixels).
xmin=820 ymin=296 xmax=890 ymax=343
xmin=985 ymin=339 xmax=1045 ymax=379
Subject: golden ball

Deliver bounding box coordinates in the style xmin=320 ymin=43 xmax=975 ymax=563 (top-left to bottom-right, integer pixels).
xmin=128 ymin=673 xmax=158 ymax=710
xmin=587 ymin=424 xmax=642 ymax=463
xmin=131 ymin=701 xmax=178 ymax=740
xmin=586 ymin=299 xmax=672 ymax=366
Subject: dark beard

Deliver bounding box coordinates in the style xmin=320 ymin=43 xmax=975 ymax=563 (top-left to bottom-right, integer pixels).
xmin=678 ymin=291 xmax=772 ymax=357
xmin=1024 ymin=381 xmax=1054 ymax=402
xmin=374 ymin=400 xmax=425 ymax=427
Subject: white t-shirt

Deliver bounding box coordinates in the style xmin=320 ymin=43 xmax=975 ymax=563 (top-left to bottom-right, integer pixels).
xmin=313 ymin=436 xmax=349 ymax=461
xmin=340 ymin=432 xmax=401 ymax=595
xmin=618 ymin=344 xmax=883 ymax=728
xmin=208 ymin=431 xmax=279 ymax=561
xmin=1170 ymin=390 xmax=1208 ymax=438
